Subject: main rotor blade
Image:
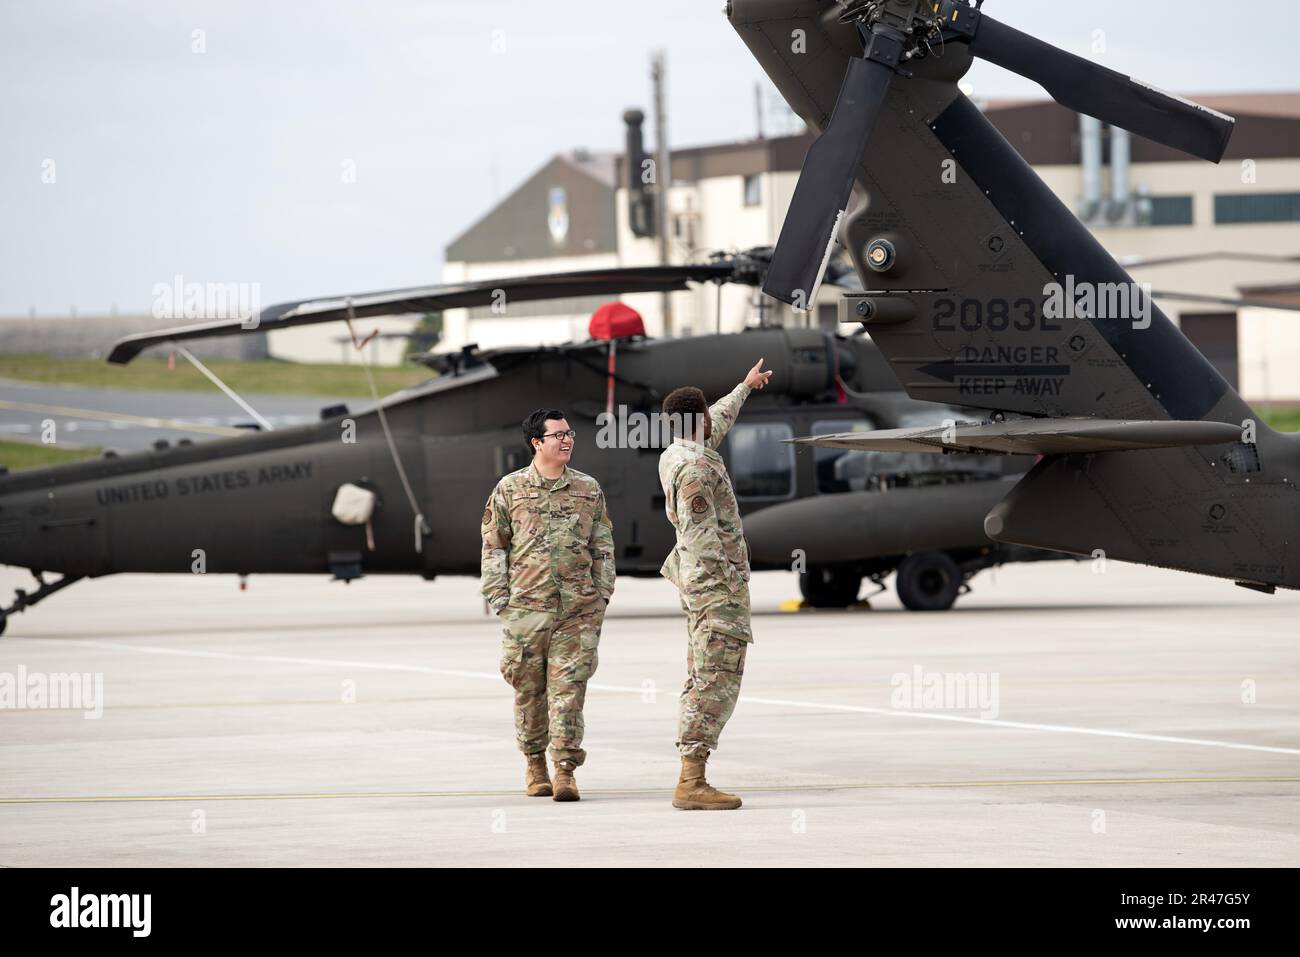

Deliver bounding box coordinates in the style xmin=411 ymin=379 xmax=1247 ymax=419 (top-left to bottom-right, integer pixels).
xmin=106 ymin=264 xmax=735 ymax=364
xmin=762 ymin=55 xmax=894 ymax=308
xmin=969 ymin=15 xmax=1234 ymax=162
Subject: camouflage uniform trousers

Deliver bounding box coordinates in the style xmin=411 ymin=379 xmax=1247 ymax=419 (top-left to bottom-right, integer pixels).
xmin=499 ymin=601 xmax=604 ymax=766
xmin=677 ymin=584 xmax=751 ymax=757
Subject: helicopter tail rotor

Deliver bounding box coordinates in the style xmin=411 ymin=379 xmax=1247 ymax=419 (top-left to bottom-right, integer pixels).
xmin=963 ymin=12 xmax=1234 ymax=163
xmin=763 ymin=0 xmax=1236 ymax=310
xmin=761 ymin=52 xmax=894 ymax=308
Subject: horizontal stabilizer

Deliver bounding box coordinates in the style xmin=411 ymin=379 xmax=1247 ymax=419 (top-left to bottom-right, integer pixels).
xmin=790 ymin=418 xmax=1244 ymax=456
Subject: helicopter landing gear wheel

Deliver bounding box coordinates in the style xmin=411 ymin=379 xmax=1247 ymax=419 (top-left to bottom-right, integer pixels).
xmin=798 ymin=566 xmax=863 ymax=608
xmin=895 ymin=552 xmax=961 ymax=611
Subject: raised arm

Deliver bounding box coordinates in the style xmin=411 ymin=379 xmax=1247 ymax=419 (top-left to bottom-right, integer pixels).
xmin=706 ymin=357 xmax=772 ymax=450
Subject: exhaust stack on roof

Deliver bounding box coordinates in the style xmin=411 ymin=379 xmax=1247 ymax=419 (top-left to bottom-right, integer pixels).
xmin=623 ymin=109 xmax=655 ymax=239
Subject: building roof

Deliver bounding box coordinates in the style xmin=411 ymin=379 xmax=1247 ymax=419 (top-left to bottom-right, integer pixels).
xmin=1195 ymin=92 xmax=1300 ymax=120
xmin=980 ymin=93 xmax=1300 ymax=165
xmin=987 ymin=91 xmax=1300 ymax=121
xmin=446 ymin=153 xmax=619 ymax=264
xmin=1236 ymin=282 xmax=1300 ymax=308
xmin=565 ymin=149 xmax=617 ymax=188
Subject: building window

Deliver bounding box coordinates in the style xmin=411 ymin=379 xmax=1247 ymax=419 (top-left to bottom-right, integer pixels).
xmin=1214 ymin=192 xmax=1300 ymax=225
xmin=743 ymin=173 xmax=762 ymax=207
xmin=1147 ymin=195 xmax=1193 ymax=227
xmin=810 ymin=420 xmax=873 ymax=494
xmin=729 ymin=422 xmax=794 ymax=499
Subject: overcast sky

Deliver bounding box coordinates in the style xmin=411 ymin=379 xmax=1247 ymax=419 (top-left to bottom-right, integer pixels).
xmin=1 ymin=0 xmax=1294 ymax=315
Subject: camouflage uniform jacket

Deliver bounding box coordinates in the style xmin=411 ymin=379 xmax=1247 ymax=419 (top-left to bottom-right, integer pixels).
xmin=481 ymin=463 xmax=616 ymax=615
xmin=658 ymin=383 xmax=752 ymax=608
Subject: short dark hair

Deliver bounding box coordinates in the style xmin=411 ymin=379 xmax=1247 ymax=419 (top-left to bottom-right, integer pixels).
xmin=662 ymin=387 xmax=707 ymax=437
xmin=523 ymin=408 xmax=566 ymax=456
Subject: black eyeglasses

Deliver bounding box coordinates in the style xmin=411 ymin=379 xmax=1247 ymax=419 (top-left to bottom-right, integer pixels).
xmin=542 ymin=430 xmax=577 ymax=441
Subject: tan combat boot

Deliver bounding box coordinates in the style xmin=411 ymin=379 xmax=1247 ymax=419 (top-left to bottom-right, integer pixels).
xmin=673 ymin=754 xmax=742 ymax=810
xmin=525 ymin=753 xmax=552 ymax=798
xmin=552 ymin=759 xmax=580 ymax=802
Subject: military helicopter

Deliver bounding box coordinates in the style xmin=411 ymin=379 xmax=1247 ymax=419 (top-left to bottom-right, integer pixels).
xmin=0 ymin=245 xmax=1060 ymax=635
xmin=734 ymin=0 xmax=1300 ymax=594
xmin=4 ymin=2 xmax=1298 ymax=633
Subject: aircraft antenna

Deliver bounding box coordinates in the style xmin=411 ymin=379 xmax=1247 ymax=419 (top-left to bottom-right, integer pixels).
xmin=344 ymin=303 xmax=432 ymax=553
xmin=172 ymin=344 xmax=274 ymax=432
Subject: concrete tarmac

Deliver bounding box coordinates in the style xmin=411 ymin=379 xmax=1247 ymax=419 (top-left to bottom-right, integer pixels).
xmin=0 ymin=378 xmax=339 ymax=452
xmin=0 ymin=560 xmax=1297 ymax=867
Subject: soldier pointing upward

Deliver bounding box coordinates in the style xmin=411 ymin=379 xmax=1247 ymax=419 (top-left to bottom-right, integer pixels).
xmin=658 ymin=358 xmax=772 ymax=810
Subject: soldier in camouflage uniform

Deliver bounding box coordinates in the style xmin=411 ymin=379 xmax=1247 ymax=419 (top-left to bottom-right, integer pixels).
xmin=481 ymin=409 xmax=616 ymax=802
xmin=658 ymin=359 xmax=772 ymax=810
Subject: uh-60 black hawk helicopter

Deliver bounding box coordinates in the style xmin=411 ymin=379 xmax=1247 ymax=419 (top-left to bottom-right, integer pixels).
xmin=734 ymin=0 xmax=1300 ymax=594
xmin=0 ymin=244 xmax=1066 ymax=635
xmin=2 ymin=0 xmax=1298 ymax=634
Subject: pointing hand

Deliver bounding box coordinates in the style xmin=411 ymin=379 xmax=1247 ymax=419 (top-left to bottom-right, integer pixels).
xmin=744 ymin=358 xmax=773 ymax=391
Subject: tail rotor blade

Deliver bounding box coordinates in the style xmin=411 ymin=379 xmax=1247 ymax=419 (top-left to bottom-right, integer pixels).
xmin=762 ymin=55 xmax=894 ymax=308
xmin=969 ymin=15 xmax=1234 ymax=162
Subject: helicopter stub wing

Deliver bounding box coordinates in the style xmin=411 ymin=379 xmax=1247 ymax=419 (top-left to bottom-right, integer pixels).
xmin=792 ymin=418 xmax=1244 ymax=457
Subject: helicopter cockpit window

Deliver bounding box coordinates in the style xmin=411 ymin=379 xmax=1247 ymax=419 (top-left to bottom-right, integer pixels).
xmin=812 ymin=412 xmax=1005 ymax=492
xmin=729 ymin=422 xmax=795 ymax=500
xmin=890 ymin=409 xmax=1003 ymax=484
xmin=810 ymin=419 xmax=873 ymax=494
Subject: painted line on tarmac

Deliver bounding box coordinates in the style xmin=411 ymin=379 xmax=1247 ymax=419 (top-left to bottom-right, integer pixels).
xmin=739 ymin=694 xmax=1300 ymax=756
xmin=0 ymin=398 xmax=244 ymax=436
xmin=40 ymin=638 xmax=1300 ymax=758
xmin=3 ymin=775 xmax=1299 ymax=806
